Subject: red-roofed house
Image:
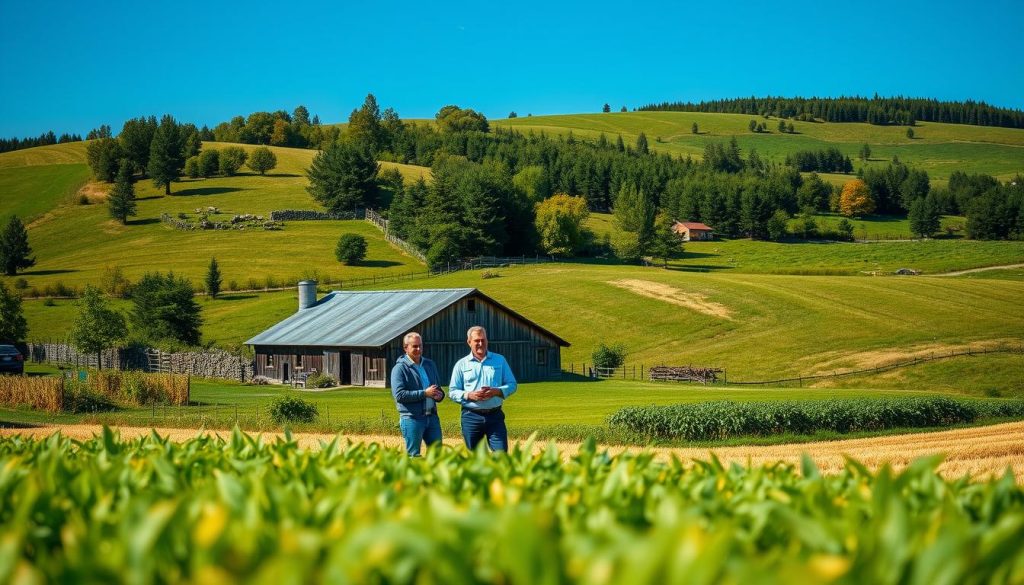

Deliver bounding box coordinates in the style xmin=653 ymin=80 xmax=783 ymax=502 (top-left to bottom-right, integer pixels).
xmin=672 ymin=221 xmax=715 ymax=241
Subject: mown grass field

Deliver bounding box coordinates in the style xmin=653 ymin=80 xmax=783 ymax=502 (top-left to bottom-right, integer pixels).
xmin=494 ymin=111 xmax=1024 ymax=181
xmin=20 ymin=261 xmax=1024 ymax=394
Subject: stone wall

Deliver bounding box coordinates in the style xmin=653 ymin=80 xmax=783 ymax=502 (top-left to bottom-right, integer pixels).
xmin=25 ymin=342 xmax=254 ymax=382
xmin=269 ymin=209 xmax=364 ymax=221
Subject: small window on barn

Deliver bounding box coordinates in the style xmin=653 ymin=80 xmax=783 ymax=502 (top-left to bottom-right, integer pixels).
xmin=267 ymin=355 xmax=275 ymax=369
xmin=296 ymin=354 xmax=303 ymax=368
xmin=467 ymin=299 xmax=476 ymax=312
xmin=536 ymin=348 xmax=547 ymax=366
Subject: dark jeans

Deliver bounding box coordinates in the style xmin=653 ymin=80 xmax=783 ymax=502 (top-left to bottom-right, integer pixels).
xmin=460 ymin=408 xmax=508 ymax=452
xmin=399 ymin=414 xmax=442 ymax=456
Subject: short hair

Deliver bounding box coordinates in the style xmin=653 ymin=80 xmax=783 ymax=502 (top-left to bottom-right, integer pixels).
xmin=403 ymin=332 xmax=422 ymax=347
xmin=466 ymin=326 xmax=487 ymax=341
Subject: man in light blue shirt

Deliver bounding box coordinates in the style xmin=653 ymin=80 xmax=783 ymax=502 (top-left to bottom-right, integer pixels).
xmin=449 ymin=325 xmax=518 ymax=451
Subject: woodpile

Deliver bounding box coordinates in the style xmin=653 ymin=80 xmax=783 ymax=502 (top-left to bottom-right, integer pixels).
xmin=649 ymin=366 xmax=723 ymax=384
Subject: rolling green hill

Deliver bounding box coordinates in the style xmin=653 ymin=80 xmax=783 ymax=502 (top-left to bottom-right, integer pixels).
xmin=21 ymin=262 xmax=1024 ymax=395
xmin=493 ymin=111 xmax=1024 ymax=182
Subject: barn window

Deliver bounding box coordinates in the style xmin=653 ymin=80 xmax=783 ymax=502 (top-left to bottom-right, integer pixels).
xmin=467 ymin=299 xmax=476 ymax=312
xmin=536 ymin=348 xmax=547 ymax=366
xmin=296 ymin=354 xmax=303 ymax=368
xmin=266 ymin=355 xmax=275 ymax=369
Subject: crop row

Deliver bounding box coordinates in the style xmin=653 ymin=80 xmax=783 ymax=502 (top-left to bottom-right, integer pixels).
xmin=607 ymin=397 xmax=1024 ymax=441
xmin=1 ymin=428 xmax=1023 ymax=584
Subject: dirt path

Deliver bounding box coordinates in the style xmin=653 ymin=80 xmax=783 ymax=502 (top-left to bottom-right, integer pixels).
xmin=935 ymin=263 xmax=1024 ymax=276
xmin=4 ymin=421 xmax=1023 ymax=481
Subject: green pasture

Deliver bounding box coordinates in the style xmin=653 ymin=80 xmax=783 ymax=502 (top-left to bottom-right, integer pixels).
xmin=0 ymin=163 xmax=91 ymax=223
xmin=20 ymin=261 xmax=1023 ymax=393
xmin=494 ymin=111 xmax=1024 ymax=180
xmin=789 ymin=212 xmax=967 ymax=240
xmin=586 ymin=212 xmax=1024 ymax=273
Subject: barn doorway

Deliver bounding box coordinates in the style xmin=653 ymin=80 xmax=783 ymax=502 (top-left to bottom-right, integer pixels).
xmin=282 ymin=362 xmax=290 ymax=383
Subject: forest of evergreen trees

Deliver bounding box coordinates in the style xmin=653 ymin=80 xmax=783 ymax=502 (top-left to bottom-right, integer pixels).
xmin=637 ymin=95 xmax=1024 ymax=129
xmin=0 ymin=131 xmax=82 ymax=154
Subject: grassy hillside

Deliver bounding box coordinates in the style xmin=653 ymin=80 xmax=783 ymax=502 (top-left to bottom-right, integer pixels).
xmin=21 ymin=262 xmax=1023 ymax=395
xmin=0 ymin=142 xmax=431 ymax=291
xmin=493 ymin=111 xmax=1024 ymax=182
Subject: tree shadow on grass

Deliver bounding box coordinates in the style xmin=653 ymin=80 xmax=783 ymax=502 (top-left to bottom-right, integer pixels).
xmin=214 ymin=294 xmax=259 ymax=302
xmin=173 ymin=187 xmax=246 ymax=197
xmin=0 ymin=421 xmax=43 ymax=429
xmin=664 ymin=265 xmax=735 ymax=272
xmin=129 ymin=218 xmax=161 ymax=226
xmin=21 ymin=269 xmax=77 ymax=276
xmin=559 ymin=372 xmax=603 ymax=383
xmin=357 ymin=260 xmax=402 ymax=268
xmin=268 ymin=173 xmax=302 ymax=178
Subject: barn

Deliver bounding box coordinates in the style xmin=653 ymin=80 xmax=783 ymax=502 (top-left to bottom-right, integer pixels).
xmin=245 ymin=283 xmax=570 ymax=387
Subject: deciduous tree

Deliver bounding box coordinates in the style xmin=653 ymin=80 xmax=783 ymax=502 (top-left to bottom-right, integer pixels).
xmin=335 ymin=234 xmax=368 ymax=265
xmin=69 ymin=285 xmax=126 ymax=369
xmin=247 ymin=147 xmax=277 ymax=175
xmin=908 ymin=196 xmax=941 ymax=238
xmin=649 ymin=212 xmax=684 ymax=266
xmin=839 ymin=179 xmax=876 ymax=217
xmin=535 ymin=194 xmax=591 ymax=256
xmin=218 ymin=147 xmax=248 ymax=176
xmin=130 ymin=272 xmax=202 ymax=346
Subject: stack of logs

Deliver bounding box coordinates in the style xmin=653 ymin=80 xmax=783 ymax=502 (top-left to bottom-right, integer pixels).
xmin=649 ymin=366 xmax=723 ymax=384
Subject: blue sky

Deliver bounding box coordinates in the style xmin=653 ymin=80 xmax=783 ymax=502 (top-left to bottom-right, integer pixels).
xmin=1 ymin=0 xmax=1022 ymax=137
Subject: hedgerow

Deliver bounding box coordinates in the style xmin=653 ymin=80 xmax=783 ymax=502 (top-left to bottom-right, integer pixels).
xmin=607 ymin=397 xmax=1024 ymax=440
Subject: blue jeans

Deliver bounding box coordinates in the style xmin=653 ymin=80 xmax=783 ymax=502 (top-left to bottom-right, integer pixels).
xmin=399 ymin=414 xmax=442 ymax=456
xmin=460 ymin=408 xmax=508 ymax=452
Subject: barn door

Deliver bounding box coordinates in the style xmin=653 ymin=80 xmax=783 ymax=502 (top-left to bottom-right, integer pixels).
xmin=350 ymin=352 xmax=364 ymax=386
xmin=323 ymin=351 xmax=339 ymax=382
xmin=365 ymin=357 xmax=387 ymax=387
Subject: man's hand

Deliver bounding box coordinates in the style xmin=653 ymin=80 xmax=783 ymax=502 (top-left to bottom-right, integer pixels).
xmin=425 ymin=384 xmax=443 ymax=400
xmin=466 ymin=386 xmax=502 ymax=401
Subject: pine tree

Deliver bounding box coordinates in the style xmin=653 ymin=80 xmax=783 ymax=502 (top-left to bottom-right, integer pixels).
xmin=107 ymin=159 xmax=137 ymax=224
xmin=636 ymin=132 xmax=649 ymax=155
xmin=306 ymin=140 xmax=380 ymax=213
xmin=615 ymin=135 xmax=625 ymax=152
xmin=649 ymin=212 xmax=684 ymax=266
xmin=602 ymin=103 xmax=611 ymax=113
xmin=0 ymin=282 xmax=28 ymax=343
xmin=691 ymin=122 xmax=699 ymax=134
xmin=347 ymin=93 xmax=385 ymax=153
xmin=205 ymin=257 xmax=222 ymax=299
xmin=0 ymin=216 xmax=35 ymax=276
xmin=147 ymin=115 xmax=183 ymax=194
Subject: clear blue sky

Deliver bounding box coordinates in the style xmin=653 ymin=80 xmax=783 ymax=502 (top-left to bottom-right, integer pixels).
xmin=1 ymin=0 xmax=1022 ymax=137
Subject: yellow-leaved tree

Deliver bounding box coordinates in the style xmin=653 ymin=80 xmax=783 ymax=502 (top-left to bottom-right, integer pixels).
xmin=839 ymin=179 xmax=876 ymax=217
xmin=535 ymin=194 xmax=591 ymax=256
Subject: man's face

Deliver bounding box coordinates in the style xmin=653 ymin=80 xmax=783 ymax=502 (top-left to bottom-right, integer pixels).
xmin=468 ymin=330 xmax=488 ymax=359
xmin=404 ymin=336 xmax=423 ymax=362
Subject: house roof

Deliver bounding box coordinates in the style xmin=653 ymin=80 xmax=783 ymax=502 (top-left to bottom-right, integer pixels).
xmin=245 ymin=288 xmax=569 ymax=348
xmin=675 ymin=221 xmax=714 ymax=231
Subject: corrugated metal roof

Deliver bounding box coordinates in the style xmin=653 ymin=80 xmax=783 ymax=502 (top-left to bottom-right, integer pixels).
xmin=245 ymin=288 xmax=476 ymax=347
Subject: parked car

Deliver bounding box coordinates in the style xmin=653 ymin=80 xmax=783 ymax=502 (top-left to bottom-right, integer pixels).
xmin=0 ymin=345 xmax=25 ymax=375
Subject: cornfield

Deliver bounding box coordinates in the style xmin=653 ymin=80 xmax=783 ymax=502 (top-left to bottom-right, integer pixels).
xmin=0 ymin=375 xmax=63 ymax=412
xmin=85 ymin=370 xmax=190 ymax=406
xmin=0 ymin=428 xmax=1022 ymax=584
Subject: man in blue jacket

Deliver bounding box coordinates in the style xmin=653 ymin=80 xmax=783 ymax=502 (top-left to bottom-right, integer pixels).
xmin=449 ymin=326 xmax=518 ymax=452
xmin=390 ymin=332 xmax=445 ymax=456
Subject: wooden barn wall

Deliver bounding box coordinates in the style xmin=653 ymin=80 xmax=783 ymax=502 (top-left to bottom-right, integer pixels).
xmin=383 ymin=296 xmax=563 ymax=384
xmin=254 ymin=346 xmax=324 ymax=382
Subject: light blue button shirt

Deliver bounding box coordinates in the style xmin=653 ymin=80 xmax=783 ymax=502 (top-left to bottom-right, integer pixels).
xmin=449 ymin=351 xmax=518 ymax=410
xmin=413 ymin=361 xmax=435 ymax=413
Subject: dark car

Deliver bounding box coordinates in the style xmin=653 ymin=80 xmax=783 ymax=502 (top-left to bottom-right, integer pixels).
xmin=0 ymin=345 xmax=25 ymax=375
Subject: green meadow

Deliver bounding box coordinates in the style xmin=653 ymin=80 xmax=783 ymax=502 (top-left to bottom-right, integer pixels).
xmin=494 ymin=111 xmax=1024 ymax=181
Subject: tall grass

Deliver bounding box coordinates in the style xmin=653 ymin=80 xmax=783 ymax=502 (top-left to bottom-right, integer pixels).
xmin=0 ymin=376 xmax=64 ymax=412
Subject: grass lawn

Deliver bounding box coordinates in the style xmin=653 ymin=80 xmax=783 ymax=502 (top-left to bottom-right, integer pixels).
xmin=790 ymin=212 xmax=967 ymax=240
xmin=0 ymin=164 xmax=91 ymax=224
xmin=1 ymin=371 xmax=964 ymax=442
xmin=493 ymin=111 xmax=1024 ymax=180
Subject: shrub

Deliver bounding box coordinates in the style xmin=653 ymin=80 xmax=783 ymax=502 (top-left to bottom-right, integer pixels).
xmin=65 ymin=386 xmax=117 ymax=413
xmin=184 ymin=156 xmax=200 ymax=178
xmin=250 ymin=375 xmax=271 ymax=385
xmin=269 ymin=395 xmax=318 ymax=424
xmin=304 ymin=373 xmax=336 ymax=388
xmin=197 ymin=149 xmax=220 ymax=178
xmin=247 ymin=147 xmax=277 ymax=175
xmin=592 ymin=343 xmax=626 ymax=370
xmin=219 ymin=146 xmax=248 ymax=176
xmin=335 ymin=233 xmax=368 ymax=265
